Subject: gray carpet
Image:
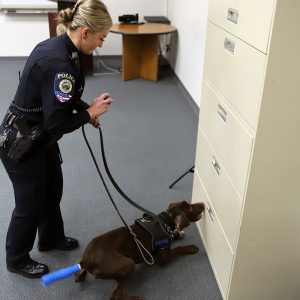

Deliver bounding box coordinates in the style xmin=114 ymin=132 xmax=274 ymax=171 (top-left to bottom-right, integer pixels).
xmin=0 ymin=57 xmax=222 ymax=300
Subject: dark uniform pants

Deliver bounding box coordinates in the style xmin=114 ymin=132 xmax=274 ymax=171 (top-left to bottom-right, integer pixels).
xmin=0 ymin=125 xmax=65 ymax=266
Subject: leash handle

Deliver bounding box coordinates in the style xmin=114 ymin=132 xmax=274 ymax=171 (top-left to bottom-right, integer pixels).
xmin=133 ymin=236 xmax=155 ymax=266
xmin=126 ymin=227 xmax=154 ymax=266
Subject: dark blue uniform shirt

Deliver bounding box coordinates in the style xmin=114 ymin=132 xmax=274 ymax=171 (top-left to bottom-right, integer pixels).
xmin=11 ymin=33 xmax=90 ymax=139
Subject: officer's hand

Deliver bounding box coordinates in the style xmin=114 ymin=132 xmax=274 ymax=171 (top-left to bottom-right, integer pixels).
xmin=87 ymin=93 xmax=113 ymax=123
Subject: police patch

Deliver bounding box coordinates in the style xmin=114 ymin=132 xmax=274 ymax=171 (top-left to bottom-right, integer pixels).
xmin=54 ymin=72 xmax=75 ymax=103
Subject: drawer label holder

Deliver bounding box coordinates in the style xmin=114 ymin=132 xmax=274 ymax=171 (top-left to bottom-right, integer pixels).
xmin=224 ymin=37 xmax=235 ymax=55
xmin=217 ymin=103 xmax=227 ymax=123
xmin=212 ymin=156 xmax=221 ymax=176
xmin=227 ymin=8 xmax=239 ymax=24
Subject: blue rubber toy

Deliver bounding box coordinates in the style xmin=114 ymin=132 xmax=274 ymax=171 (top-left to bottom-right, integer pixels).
xmin=42 ymin=264 xmax=81 ymax=286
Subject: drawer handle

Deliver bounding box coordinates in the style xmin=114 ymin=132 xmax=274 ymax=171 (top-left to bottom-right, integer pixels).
xmin=212 ymin=156 xmax=221 ymax=176
xmin=217 ymin=103 xmax=227 ymax=123
xmin=224 ymin=37 xmax=235 ymax=55
xmin=227 ymin=7 xmax=239 ymax=24
xmin=207 ymin=204 xmax=215 ymax=222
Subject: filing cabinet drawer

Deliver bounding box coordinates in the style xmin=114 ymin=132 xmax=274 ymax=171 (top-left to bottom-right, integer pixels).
xmin=192 ymin=170 xmax=233 ymax=297
xmin=204 ymin=22 xmax=267 ymax=129
xmin=208 ymin=0 xmax=275 ymax=53
xmin=199 ymin=80 xmax=254 ymax=198
xmin=195 ymin=129 xmax=243 ymax=251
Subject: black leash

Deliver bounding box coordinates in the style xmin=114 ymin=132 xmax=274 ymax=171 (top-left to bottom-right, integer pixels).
xmin=98 ymin=126 xmax=161 ymax=221
xmin=81 ymin=125 xmax=156 ymax=265
xmin=82 ymin=125 xmax=160 ymax=220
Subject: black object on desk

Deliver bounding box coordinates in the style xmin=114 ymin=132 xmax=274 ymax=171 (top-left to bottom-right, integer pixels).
xmin=144 ymin=16 xmax=171 ymax=24
xmin=119 ymin=13 xmax=139 ymax=24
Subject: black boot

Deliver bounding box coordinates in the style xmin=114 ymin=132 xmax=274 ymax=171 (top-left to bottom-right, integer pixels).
xmin=38 ymin=236 xmax=79 ymax=252
xmin=7 ymin=258 xmax=49 ymax=278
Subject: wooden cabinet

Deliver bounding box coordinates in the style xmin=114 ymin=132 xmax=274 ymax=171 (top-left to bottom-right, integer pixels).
xmin=192 ymin=1 xmax=300 ymax=299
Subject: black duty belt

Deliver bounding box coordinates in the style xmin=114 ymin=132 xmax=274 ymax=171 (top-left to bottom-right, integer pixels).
xmin=10 ymin=102 xmax=43 ymax=114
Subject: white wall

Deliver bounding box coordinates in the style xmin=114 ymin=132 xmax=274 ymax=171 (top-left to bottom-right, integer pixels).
xmin=0 ymin=13 xmax=50 ymax=56
xmin=0 ymin=0 xmax=167 ymax=56
xmin=166 ymin=0 xmax=208 ymax=107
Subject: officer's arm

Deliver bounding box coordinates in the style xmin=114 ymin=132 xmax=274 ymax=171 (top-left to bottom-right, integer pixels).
xmin=74 ymin=99 xmax=90 ymax=111
xmin=41 ymin=62 xmax=90 ymax=136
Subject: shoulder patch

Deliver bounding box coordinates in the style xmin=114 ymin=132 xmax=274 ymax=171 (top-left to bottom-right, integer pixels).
xmin=54 ymin=72 xmax=75 ymax=103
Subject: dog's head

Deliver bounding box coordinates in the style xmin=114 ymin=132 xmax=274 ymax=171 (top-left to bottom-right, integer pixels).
xmin=166 ymin=201 xmax=205 ymax=231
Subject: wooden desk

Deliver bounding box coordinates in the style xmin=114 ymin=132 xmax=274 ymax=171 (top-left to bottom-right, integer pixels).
xmin=110 ymin=23 xmax=176 ymax=81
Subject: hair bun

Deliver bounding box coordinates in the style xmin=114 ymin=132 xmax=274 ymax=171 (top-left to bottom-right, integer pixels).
xmin=57 ymin=7 xmax=73 ymax=25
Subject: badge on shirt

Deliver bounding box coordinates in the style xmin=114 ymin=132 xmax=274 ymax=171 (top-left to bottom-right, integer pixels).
xmin=54 ymin=72 xmax=75 ymax=103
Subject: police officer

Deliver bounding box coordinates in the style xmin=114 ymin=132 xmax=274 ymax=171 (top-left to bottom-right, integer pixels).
xmin=0 ymin=0 xmax=112 ymax=278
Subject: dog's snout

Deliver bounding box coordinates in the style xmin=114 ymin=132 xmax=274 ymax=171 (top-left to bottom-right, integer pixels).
xmin=193 ymin=202 xmax=205 ymax=212
xmin=196 ymin=204 xmax=205 ymax=220
xmin=190 ymin=202 xmax=205 ymax=221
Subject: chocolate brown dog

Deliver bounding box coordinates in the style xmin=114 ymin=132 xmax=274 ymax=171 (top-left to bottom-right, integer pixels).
xmin=75 ymin=201 xmax=205 ymax=300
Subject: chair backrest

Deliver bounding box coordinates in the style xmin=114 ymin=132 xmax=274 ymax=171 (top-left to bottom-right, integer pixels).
xmin=48 ymin=12 xmax=58 ymax=37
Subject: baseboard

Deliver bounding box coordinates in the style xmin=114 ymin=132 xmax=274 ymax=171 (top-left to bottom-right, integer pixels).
xmin=171 ymin=71 xmax=200 ymax=117
xmin=158 ymin=56 xmax=199 ymax=117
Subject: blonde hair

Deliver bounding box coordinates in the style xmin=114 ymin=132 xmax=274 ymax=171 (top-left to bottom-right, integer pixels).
xmin=57 ymin=0 xmax=112 ymax=33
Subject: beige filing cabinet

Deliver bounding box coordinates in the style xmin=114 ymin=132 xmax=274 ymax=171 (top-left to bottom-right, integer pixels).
xmin=191 ymin=0 xmax=300 ymax=299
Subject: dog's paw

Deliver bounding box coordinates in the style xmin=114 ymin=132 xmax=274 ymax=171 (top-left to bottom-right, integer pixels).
xmin=74 ymin=269 xmax=87 ymax=282
xmin=184 ymin=245 xmax=199 ymax=254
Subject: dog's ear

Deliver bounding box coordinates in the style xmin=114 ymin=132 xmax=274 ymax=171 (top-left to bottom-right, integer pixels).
xmin=180 ymin=201 xmax=192 ymax=211
xmin=167 ymin=202 xmax=177 ymax=210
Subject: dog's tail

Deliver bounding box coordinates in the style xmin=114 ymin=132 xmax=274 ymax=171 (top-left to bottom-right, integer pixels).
xmin=41 ymin=264 xmax=81 ymax=286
